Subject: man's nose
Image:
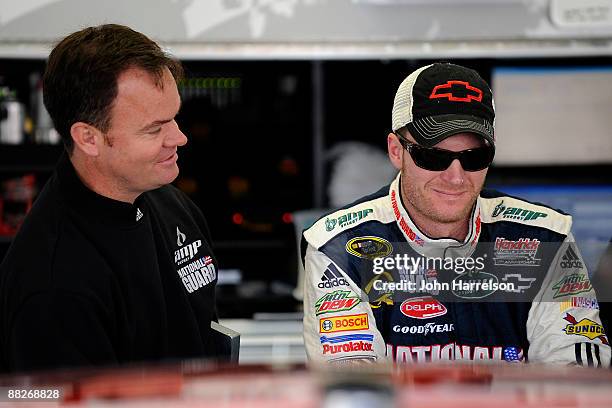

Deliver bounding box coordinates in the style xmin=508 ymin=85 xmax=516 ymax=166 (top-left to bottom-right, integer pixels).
xmin=439 ymin=159 xmax=465 ymax=185
xmin=165 ymin=121 xmax=188 ymax=147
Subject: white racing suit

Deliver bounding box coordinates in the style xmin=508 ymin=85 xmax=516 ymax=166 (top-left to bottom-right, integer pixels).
xmin=302 ymin=174 xmax=610 ymax=366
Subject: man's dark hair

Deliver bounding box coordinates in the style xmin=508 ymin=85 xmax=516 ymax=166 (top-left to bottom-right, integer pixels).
xmin=43 ymin=24 xmax=184 ymax=154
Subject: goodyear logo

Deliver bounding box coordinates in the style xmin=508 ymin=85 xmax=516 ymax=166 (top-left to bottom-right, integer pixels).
xmin=319 ymin=313 xmax=369 ymax=333
xmin=325 ymin=209 xmax=373 ymax=232
xmin=563 ymin=313 xmax=608 ymax=345
xmin=492 ymin=200 xmax=547 ymax=222
xmin=346 ymin=236 xmax=392 ymax=260
xmin=315 ymin=290 xmax=360 ymax=315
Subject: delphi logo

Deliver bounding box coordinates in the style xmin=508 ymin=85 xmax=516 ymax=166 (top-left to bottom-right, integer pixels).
xmin=429 ymin=80 xmax=483 ymax=102
xmin=400 ymin=297 xmax=447 ymax=319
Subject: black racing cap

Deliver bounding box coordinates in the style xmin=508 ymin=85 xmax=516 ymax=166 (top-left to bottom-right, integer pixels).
xmin=391 ymin=63 xmax=495 ymax=147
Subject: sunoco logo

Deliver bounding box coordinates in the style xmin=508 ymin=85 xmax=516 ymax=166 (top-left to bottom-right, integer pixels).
xmin=492 ymin=200 xmax=548 ymax=222
xmin=563 ymin=313 xmax=608 ymax=345
xmin=325 ymin=208 xmax=373 ymax=232
xmin=400 ymin=297 xmax=447 ymax=319
xmin=345 ymin=236 xmax=392 ymax=259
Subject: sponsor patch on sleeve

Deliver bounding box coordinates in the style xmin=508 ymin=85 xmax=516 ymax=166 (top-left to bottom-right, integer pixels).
xmin=319 ymin=313 xmax=369 ymax=333
xmin=563 ymin=313 xmax=608 ymax=345
xmin=315 ymin=290 xmax=360 ymax=315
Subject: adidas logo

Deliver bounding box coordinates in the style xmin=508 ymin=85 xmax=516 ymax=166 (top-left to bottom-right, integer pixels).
xmin=318 ymin=263 xmax=349 ymax=288
xmin=135 ymin=208 xmax=144 ymax=221
xmin=561 ymin=245 xmax=584 ymax=269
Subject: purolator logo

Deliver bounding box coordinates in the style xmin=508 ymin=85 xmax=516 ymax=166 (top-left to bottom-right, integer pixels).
xmin=552 ymin=273 xmax=592 ymax=299
xmin=315 ymin=290 xmax=360 ymax=315
xmin=319 ymin=313 xmax=369 ymax=333
xmin=323 ymin=341 xmax=373 ymax=355
xmin=400 ymin=297 xmax=447 ymax=319
xmin=563 ymin=313 xmax=608 ymax=345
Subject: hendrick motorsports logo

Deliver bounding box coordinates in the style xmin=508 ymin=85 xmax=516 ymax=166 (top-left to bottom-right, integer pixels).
xmin=315 ymin=290 xmax=360 ymax=315
xmin=325 ymin=208 xmax=373 ymax=232
xmin=493 ymin=237 xmax=541 ymax=266
xmin=563 ymin=313 xmax=608 ymax=345
xmin=492 ymin=200 xmax=548 ymax=222
xmin=345 ymin=236 xmax=392 ymax=260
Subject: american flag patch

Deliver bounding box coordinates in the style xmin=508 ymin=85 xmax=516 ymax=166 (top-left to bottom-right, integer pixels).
xmin=503 ymin=346 xmax=524 ymax=362
xmin=203 ymin=256 xmax=213 ymax=266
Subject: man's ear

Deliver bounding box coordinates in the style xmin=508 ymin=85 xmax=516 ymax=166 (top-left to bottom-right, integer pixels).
xmin=70 ymin=122 xmax=101 ymax=157
xmin=387 ymin=132 xmax=403 ymax=170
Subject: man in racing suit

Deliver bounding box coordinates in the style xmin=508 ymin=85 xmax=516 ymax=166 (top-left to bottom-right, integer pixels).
xmin=302 ymin=63 xmax=610 ymax=366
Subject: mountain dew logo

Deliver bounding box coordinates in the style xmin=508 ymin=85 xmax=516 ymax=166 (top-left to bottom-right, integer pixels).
xmin=325 ymin=208 xmax=373 ymax=232
xmin=315 ymin=290 xmax=360 ymax=315
xmin=552 ymin=273 xmax=592 ymax=298
xmin=491 ymin=200 xmax=548 ymax=222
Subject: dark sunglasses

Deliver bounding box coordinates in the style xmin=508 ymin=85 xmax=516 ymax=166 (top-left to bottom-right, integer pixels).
xmin=395 ymin=133 xmax=495 ymax=172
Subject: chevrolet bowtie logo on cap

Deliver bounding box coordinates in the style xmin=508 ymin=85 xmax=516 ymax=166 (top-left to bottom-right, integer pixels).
xmin=391 ymin=63 xmax=495 ymax=148
xmin=429 ymin=80 xmax=483 ymax=103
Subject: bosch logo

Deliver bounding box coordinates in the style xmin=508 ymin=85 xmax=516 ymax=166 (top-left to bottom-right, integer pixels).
xmin=400 ymin=297 xmax=447 ymax=319
xmin=430 ymin=80 xmax=483 ymax=103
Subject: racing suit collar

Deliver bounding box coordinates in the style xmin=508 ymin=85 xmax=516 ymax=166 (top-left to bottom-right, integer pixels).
xmin=388 ymin=172 xmax=481 ymax=259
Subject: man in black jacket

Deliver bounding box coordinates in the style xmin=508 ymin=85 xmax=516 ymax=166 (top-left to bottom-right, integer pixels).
xmin=0 ymin=24 xmax=221 ymax=372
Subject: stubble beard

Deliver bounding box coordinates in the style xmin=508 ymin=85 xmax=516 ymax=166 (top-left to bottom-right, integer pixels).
xmin=400 ymin=169 xmax=482 ymax=225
